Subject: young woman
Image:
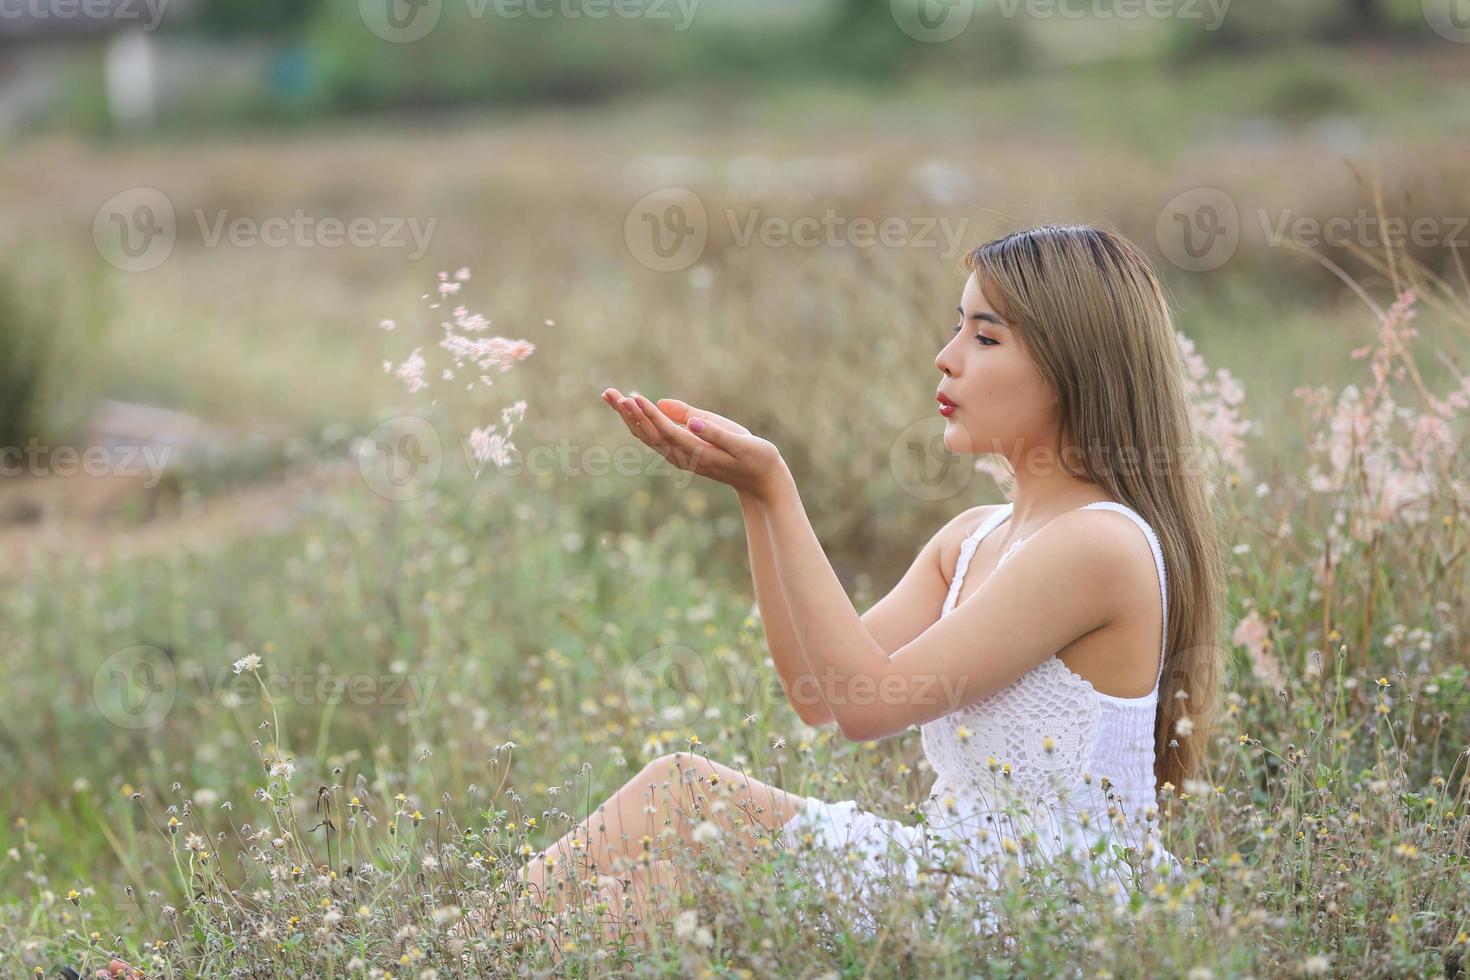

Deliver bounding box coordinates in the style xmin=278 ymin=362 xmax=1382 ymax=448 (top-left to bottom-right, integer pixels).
xmin=520 ymin=223 xmax=1224 ymax=943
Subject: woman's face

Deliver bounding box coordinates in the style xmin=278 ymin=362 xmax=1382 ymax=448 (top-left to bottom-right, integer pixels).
xmin=935 ymin=272 xmax=1059 ymax=458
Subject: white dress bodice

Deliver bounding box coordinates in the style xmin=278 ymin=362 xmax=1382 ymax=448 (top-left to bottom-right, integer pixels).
xmin=917 ymin=500 xmax=1171 ymax=853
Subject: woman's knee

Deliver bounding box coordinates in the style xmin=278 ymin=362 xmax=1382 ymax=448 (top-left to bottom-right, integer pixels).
xmin=636 ymin=751 xmax=704 ymax=788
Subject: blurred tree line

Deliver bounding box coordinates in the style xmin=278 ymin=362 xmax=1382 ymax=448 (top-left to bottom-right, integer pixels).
xmin=62 ymin=0 xmax=1461 ymax=122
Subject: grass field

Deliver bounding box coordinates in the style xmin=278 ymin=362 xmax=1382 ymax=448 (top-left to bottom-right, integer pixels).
xmin=3 ymin=51 xmax=1470 ymax=975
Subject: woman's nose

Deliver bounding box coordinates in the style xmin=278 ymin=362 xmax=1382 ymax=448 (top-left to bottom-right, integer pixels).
xmin=935 ymin=339 xmax=955 ymax=376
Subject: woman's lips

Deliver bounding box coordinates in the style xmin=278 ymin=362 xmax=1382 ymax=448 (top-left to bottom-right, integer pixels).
xmin=939 ymin=403 xmax=955 ymax=417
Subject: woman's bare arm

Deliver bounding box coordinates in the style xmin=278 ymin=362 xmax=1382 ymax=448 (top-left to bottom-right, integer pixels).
xmin=741 ymin=494 xmax=993 ymax=729
xmin=738 ymin=490 xmax=835 ymax=727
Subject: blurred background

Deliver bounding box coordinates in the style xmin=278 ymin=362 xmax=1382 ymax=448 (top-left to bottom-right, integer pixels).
xmin=1 ymin=0 xmax=1466 ymax=572
xmin=3 ymin=1 xmax=1470 ymax=971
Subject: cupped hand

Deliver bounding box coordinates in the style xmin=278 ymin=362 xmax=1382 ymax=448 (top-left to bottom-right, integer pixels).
xmin=601 ymin=387 xmax=784 ymax=498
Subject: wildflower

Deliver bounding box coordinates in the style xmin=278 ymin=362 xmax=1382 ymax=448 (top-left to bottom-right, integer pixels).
xmin=692 ymin=821 xmax=721 ymax=843
xmin=1233 ymin=610 xmax=1284 ymax=689
xmin=955 ymin=726 xmax=971 ymax=742
xmin=233 ymin=654 xmax=262 ymax=674
xmin=395 ymin=348 xmax=428 ymax=394
xmin=1041 ymin=735 xmax=1056 ymax=754
xmin=67 ymin=889 xmax=81 ymax=905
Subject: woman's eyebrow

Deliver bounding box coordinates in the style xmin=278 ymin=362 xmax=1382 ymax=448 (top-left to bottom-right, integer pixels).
xmin=956 ymin=305 xmax=1007 ymax=327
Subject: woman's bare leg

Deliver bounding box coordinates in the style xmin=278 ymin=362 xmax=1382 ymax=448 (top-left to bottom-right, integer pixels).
xmin=519 ymin=751 xmax=806 ymax=908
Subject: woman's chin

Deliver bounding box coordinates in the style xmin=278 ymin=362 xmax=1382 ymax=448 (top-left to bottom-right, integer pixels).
xmin=941 ymin=425 xmax=974 ymax=455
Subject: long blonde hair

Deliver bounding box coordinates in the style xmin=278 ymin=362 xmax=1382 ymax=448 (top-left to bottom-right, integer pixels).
xmin=963 ymin=224 xmax=1226 ymax=792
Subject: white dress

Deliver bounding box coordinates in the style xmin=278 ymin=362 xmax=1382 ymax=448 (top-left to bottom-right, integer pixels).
xmin=777 ymin=500 xmax=1185 ymax=934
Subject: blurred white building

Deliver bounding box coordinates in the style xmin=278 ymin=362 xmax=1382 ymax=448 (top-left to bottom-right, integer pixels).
xmin=0 ymin=0 xmax=192 ymax=134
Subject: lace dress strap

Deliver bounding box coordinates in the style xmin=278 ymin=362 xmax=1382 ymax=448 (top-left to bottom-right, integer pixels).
xmin=942 ymin=504 xmax=1015 ymax=615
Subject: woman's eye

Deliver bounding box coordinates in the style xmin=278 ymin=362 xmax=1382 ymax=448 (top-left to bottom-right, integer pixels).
xmin=951 ymin=324 xmax=997 ymax=345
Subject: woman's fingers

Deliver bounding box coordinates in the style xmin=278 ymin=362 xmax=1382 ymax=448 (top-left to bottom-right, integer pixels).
xmin=662 ymin=399 xmax=750 ymax=435
xmin=630 ymin=394 xmax=729 ymax=469
xmin=603 ymin=387 xmax=654 ymax=444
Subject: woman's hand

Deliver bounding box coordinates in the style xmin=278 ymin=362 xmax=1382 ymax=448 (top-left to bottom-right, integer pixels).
xmin=601 ymin=387 xmax=787 ymax=500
